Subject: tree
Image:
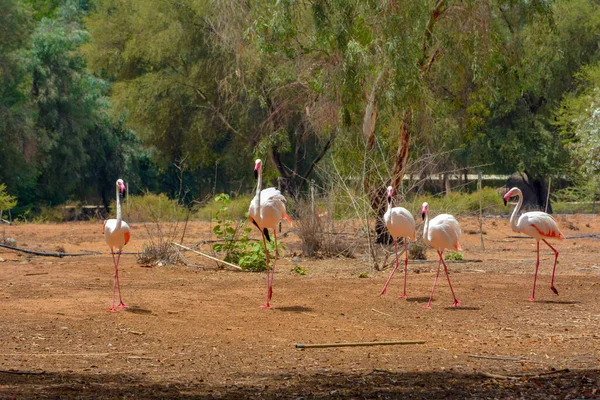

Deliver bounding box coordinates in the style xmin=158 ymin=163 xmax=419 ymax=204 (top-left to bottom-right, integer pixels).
xmin=0 ymin=0 xmax=36 ymax=203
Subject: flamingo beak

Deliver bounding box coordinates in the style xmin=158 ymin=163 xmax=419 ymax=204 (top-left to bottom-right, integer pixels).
xmin=254 ymin=169 xmax=258 ymax=180
xmin=421 ymin=212 xmax=425 ymax=220
xmin=503 ymin=198 xmax=507 ymax=206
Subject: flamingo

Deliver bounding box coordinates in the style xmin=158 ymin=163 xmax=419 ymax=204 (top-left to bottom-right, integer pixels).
xmin=248 ymin=159 xmax=292 ymax=309
xmin=103 ymin=179 xmax=131 ymax=312
xmin=503 ymin=187 xmax=565 ymax=301
xmin=421 ymin=202 xmax=462 ymax=309
xmin=379 ymin=186 xmax=416 ymax=298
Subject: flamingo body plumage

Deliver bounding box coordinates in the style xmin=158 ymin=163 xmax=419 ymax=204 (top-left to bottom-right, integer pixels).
xmin=103 ymin=179 xmax=130 ymax=312
xmin=380 ymin=186 xmax=416 ymax=298
xmin=421 ymin=202 xmax=462 ymax=308
xmin=248 ymin=159 xmax=291 ymax=309
xmin=504 ymin=187 xmax=565 ymax=301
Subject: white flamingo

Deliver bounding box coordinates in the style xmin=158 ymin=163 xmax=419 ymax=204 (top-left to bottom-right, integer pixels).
xmin=379 ymin=186 xmax=416 ymax=298
xmin=103 ymin=179 xmax=131 ymax=312
xmin=421 ymin=202 xmax=461 ymax=309
xmin=248 ymin=159 xmax=291 ymax=309
xmin=503 ymin=187 xmax=565 ymax=301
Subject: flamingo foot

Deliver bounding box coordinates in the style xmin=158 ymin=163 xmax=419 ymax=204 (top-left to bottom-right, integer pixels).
xmin=528 ymin=297 xmax=535 ymax=302
xmin=451 ymin=300 xmax=461 ymax=307
xmin=117 ymin=302 xmax=127 ymax=309
xmin=550 ymin=286 xmax=559 ymax=295
xmin=260 ymin=303 xmax=272 ymax=309
xmin=399 ymin=293 xmax=407 ymax=299
xmin=108 ymin=307 xmax=118 ymax=312
xmin=423 ymin=304 xmax=432 ymax=309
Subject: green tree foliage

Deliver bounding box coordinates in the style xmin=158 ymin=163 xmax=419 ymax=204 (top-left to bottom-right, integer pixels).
xmin=0 ymin=183 xmax=18 ymax=211
xmin=0 ymin=0 xmax=36 ymax=202
xmin=29 ymin=1 xmax=142 ymax=205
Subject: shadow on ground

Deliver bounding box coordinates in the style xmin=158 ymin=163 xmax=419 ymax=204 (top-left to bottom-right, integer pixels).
xmin=1 ymin=368 xmax=598 ymax=399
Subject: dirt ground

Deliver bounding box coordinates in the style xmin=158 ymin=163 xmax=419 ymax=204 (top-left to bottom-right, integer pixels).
xmin=0 ymin=214 xmax=599 ymax=399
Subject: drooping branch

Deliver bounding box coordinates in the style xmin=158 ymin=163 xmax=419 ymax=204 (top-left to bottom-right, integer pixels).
xmin=178 ymin=81 xmax=241 ymax=137
xmin=391 ymin=110 xmax=412 ymax=191
xmin=419 ymin=0 xmax=449 ymax=76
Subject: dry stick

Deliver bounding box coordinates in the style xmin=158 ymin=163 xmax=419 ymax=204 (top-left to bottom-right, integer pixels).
xmin=409 ymin=259 xmax=483 ymax=263
xmin=296 ymin=340 xmax=425 ymax=349
xmin=480 ymin=368 xmax=570 ymax=380
xmin=371 ymin=308 xmax=392 ymax=317
xmin=469 ymin=354 xmax=524 ymax=362
xmin=0 ymin=243 xmax=101 ymax=257
xmin=478 ymin=171 xmax=485 ymax=250
xmin=0 ymin=369 xmax=45 ymax=375
xmin=170 ymin=242 xmax=242 ymax=271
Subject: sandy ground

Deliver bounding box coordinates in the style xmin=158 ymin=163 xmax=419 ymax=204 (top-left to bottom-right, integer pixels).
xmin=0 ymin=214 xmax=599 ymax=399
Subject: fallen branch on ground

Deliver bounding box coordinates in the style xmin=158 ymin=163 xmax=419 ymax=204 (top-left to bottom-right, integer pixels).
xmin=371 ymin=308 xmax=392 ymax=317
xmin=480 ymin=368 xmax=570 ymax=380
xmin=171 ymin=242 xmax=242 ymax=271
xmin=0 ymin=369 xmax=45 ymax=375
xmin=296 ymin=340 xmax=425 ymax=349
xmin=0 ymin=243 xmax=102 ymax=258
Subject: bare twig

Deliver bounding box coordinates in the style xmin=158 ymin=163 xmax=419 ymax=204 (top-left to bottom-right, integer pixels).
xmin=0 ymin=369 xmax=45 ymax=375
xmin=480 ymin=368 xmax=570 ymax=380
xmin=171 ymin=242 xmax=243 ymax=271
xmin=0 ymin=243 xmax=101 ymax=257
xmin=296 ymin=340 xmax=426 ymax=349
xmin=371 ymin=308 xmax=392 ymax=317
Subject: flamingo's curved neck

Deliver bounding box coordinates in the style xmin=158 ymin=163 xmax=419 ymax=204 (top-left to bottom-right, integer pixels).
xmin=422 ymin=210 xmax=430 ymax=246
xmin=509 ymin=191 xmax=523 ymax=232
xmin=115 ymin=185 xmax=122 ymax=229
xmin=255 ymin=169 xmax=262 ymax=211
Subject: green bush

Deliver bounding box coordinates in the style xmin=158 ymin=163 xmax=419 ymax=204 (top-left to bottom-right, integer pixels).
xmin=124 ymin=193 xmax=191 ymax=223
xmin=211 ymin=193 xmax=283 ymax=272
xmin=196 ymin=194 xmax=253 ymax=221
xmin=444 ymin=251 xmax=464 ymax=261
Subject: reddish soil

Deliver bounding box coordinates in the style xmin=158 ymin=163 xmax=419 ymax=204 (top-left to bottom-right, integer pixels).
xmin=0 ymin=215 xmax=599 ymax=399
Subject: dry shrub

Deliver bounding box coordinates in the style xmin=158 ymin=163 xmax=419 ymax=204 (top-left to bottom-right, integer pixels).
xmin=409 ymin=242 xmax=427 ymax=260
xmin=295 ymin=199 xmax=324 ymax=257
xmin=295 ymin=199 xmax=355 ymax=258
xmin=136 ymin=220 xmax=187 ymax=266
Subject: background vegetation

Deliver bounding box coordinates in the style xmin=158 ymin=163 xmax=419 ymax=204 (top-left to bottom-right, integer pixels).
xmin=1 ymin=0 xmax=599 ymax=219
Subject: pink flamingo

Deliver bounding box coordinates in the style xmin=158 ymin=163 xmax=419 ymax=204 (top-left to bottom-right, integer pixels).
xmin=503 ymin=187 xmax=565 ymax=301
xmin=380 ymin=186 xmax=416 ymax=298
xmin=248 ymin=159 xmax=292 ymax=309
xmin=103 ymin=179 xmax=131 ymax=312
xmin=421 ymin=202 xmax=462 ymax=309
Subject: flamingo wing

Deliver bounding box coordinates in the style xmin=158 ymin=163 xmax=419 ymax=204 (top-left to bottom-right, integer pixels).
xmin=519 ymin=212 xmax=565 ymax=240
xmin=388 ymin=207 xmax=416 ymax=240
xmin=429 ymin=214 xmax=462 ymax=251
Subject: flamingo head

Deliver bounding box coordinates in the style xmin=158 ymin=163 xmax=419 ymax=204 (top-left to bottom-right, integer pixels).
xmin=386 ymin=186 xmax=393 ymax=203
xmin=254 ymin=159 xmax=262 ymax=179
xmin=421 ymin=202 xmax=429 ymax=221
xmin=116 ymin=179 xmax=126 ymax=195
xmin=503 ymin=187 xmax=521 ymax=206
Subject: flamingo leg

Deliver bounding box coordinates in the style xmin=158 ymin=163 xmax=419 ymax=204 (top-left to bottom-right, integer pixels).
xmin=529 ymin=241 xmax=541 ymax=301
xmin=424 ymin=252 xmax=443 ymax=309
xmin=379 ymin=238 xmax=399 ymax=296
xmin=260 ymin=229 xmax=272 ymax=309
xmin=115 ymin=250 xmax=126 ymax=308
xmin=108 ymin=250 xmax=118 ymax=312
xmin=441 ymin=253 xmax=461 ymax=307
xmin=542 ymin=239 xmax=559 ymax=295
xmin=401 ymin=238 xmax=409 ymax=299
xmin=269 ymin=230 xmax=278 ymax=302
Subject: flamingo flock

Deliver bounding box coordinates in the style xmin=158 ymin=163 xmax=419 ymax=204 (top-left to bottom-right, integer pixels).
xmin=103 ymin=164 xmax=565 ymax=311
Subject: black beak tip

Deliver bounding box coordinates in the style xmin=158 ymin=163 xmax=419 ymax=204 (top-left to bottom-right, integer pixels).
xmin=421 ymin=212 xmax=425 ymax=220
xmin=254 ymin=170 xmax=258 ymax=179
xmin=503 ymin=199 xmax=507 ymax=206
